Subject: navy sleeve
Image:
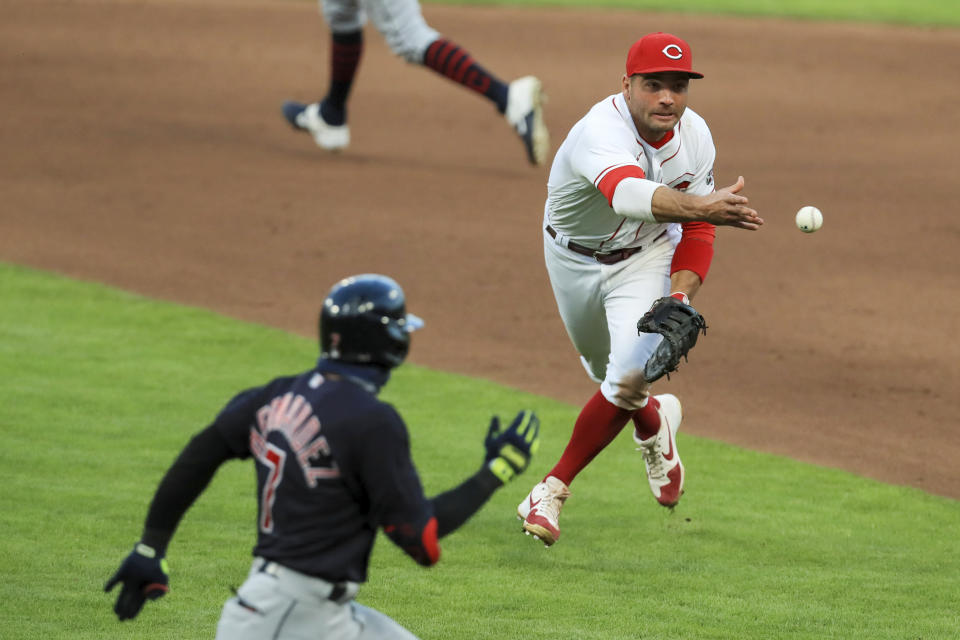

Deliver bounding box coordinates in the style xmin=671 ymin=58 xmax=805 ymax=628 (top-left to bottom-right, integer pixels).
xmin=429 ymin=466 xmax=502 ymax=537
xmin=139 ymin=386 xmax=263 ymax=552
xmin=358 ymin=404 xmax=440 ymax=566
xmin=141 ymin=423 xmax=239 ymax=554
xmin=358 ymin=404 xmax=508 ymax=563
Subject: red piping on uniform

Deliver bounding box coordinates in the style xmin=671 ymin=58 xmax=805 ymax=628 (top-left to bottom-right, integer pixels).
xmin=657 ymin=128 xmax=680 ymax=160
xmin=593 ymin=163 xmax=619 ymax=187
xmin=647 ymin=127 xmax=676 ymax=150
xmin=593 ymin=162 xmax=633 ymax=187
xmin=669 ymin=172 xmax=695 ymax=189
xmin=600 ymin=219 xmax=627 ymax=250
xmin=597 ymin=165 xmax=646 ymax=205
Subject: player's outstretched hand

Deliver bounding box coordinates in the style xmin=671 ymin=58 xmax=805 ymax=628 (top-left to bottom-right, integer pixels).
xmin=105 ymin=543 xmax=170 ymax=621
xmin=701 ymin=176 xmax=764 ymax=230
xmin=484 ymin=410 xmax=541 ymax=485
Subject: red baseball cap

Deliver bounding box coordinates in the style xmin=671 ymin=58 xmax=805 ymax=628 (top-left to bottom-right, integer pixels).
xmin=626 ymin=32 xmax=703 ymax=79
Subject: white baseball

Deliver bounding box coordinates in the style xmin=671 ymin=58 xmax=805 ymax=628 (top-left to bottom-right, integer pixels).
xmin=795 ymin=206 xmax=823 ymax=233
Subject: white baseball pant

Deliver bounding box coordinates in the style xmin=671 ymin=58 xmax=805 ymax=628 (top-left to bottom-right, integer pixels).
xmin=543 ymin=227 xmax=674 ymax=410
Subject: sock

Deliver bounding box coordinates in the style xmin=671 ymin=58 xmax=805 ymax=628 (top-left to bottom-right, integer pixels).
xmin=321 ymin=30 xmax=363 ymax=126
xmin=631 ymin=396 xmax=662 ymax=441
xmin=422 ymin=38 xmax=509 ymax=113
xmin=547 ymin=390 xmax=633 ymax=486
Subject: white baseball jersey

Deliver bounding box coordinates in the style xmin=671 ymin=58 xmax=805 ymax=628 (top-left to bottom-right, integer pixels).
xmin=545 ymin=93 xmax=715 ymax=249
xmin=542 ymin=93 xmax=717 ymax=409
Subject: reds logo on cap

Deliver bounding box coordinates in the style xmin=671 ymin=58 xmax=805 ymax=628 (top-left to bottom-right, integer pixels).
xmin=625 ymin=32 xmax=704 ymax=79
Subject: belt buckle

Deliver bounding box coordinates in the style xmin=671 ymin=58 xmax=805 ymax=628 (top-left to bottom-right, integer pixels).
xmin=592 ymin=249 xmax=618 ymax=264
xmin=599 ymin=247 xmax=638 ymax=264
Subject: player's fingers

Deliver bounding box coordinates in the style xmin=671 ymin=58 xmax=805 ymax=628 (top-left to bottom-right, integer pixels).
xmin=731 ymin=217 xmax=763 ymax=230
xmin=520 ymin=413 xmax=537 ymax=443
xmin=104 ymin=574 xmax=121 ymax=593
xmin=528 ymin=420 xmax=541 ymax=454
xmin=718 ymin=192 xmax=748 ymax=207
xmin=738 ymin=207 xmax=763 ymax=225
xmin=525 ymin=413 xmax=540 ymax=443
xmin=723 ymin=203 xmax=758 ymax=220
xmin=513 ymin=409 xmax=532 ymax=433
xmin=115 ymin=585 xmax=146 ymax=620
xmin=721 ymin=176 xmax=745 ymax=194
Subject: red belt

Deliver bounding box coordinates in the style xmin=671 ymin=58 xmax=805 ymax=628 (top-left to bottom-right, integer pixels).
xmin=547 ymin=225 xmax=662 ymax=265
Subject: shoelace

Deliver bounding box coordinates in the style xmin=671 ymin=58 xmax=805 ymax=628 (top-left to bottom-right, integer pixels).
xmin=639 ymin=437 xmax=667 ymax=480
xmin=538 ymin=486 xmax=571 ymax=523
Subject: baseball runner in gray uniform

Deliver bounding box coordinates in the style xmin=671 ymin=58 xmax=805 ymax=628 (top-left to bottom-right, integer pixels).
xmin=281 ymin=0 xmax=549 ymax=165
xmin=105 ymin=274 xmax=540 ymax=638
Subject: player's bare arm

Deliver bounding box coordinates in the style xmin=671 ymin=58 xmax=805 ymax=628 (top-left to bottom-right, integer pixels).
xmin=670 ymin=270 xmax=702 ymax=301
xmin=651 ymin=176 xmax=763 ymax=229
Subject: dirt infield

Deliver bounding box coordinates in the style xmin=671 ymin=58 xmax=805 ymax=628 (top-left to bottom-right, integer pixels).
xmin=3 ymin=0 xmax=958 ymax=497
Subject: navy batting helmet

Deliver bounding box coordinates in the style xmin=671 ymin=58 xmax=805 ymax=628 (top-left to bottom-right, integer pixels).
xmin=319 ymin=274 xmax=424 ymax=368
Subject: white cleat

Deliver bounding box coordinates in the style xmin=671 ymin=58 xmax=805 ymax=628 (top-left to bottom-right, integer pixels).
xmin=504 ymin=76 xmax=549 ymax=166
xmin=516 ymin=476 xmax=570 ymax=546
xmin=281 ymin=101 xmax=350 ymax=151
xmin=634 ymin=394 xmax=685 ymax=508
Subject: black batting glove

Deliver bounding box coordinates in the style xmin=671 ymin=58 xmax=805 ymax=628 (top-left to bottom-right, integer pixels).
xmin=484 ymin=410 xmax=541 ymax=484
xmin=104 ymin=543 xmax=170 ymax=621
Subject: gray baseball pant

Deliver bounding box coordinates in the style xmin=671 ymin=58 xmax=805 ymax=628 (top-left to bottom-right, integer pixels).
xmin=215 ymin=558 xmax=419 ymax=639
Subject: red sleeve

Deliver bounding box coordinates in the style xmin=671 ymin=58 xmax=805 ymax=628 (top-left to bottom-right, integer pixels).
xmin=670 ymin=221 xmax=716 ymax=282
xmin=595 ymin=165 xmax=646 ymax=206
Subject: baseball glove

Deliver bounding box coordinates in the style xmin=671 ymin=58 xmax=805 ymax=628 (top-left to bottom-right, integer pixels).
xmin=637 ymin=296 xmax=707 ymax=382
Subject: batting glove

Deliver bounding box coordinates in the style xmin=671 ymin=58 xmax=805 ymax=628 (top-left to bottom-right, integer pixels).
xmin=484 ymin=410 xmax=541 ymax=484
xmin=104 ymin=542 xmax=170 ymax=621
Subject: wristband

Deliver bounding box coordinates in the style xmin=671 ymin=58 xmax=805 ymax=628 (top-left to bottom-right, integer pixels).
xmin=487 ymin=457 xmax=515 ymax=485
xmin=670 ymin=292 xmax=690 ymax=305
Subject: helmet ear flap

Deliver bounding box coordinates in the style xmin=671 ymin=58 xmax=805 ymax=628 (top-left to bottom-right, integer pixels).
xmin=319 ymin=274 xmax=418 ymax=369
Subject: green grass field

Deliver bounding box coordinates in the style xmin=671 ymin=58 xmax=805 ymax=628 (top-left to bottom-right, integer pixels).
xmin=2 ymin=263 xmax=958 ymax=639
xmin=430 ymin=0 xmax=960 ymax=27
xmin=5 ymin=2 xmax=958 ymax=638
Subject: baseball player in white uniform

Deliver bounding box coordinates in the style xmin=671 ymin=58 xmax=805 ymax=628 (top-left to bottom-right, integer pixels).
xmin=282 ymin=0 xmax=549 ymax=165
xmin=516 ymin=32 xmax=763 ymax=546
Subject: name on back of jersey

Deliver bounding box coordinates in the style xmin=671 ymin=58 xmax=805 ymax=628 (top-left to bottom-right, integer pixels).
xmin=250 ymin=391 xmax=341 ymax=487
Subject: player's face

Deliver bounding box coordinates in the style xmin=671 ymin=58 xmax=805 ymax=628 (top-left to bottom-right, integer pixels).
xmin=622 ymin=72 xmax=690 ymax=142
